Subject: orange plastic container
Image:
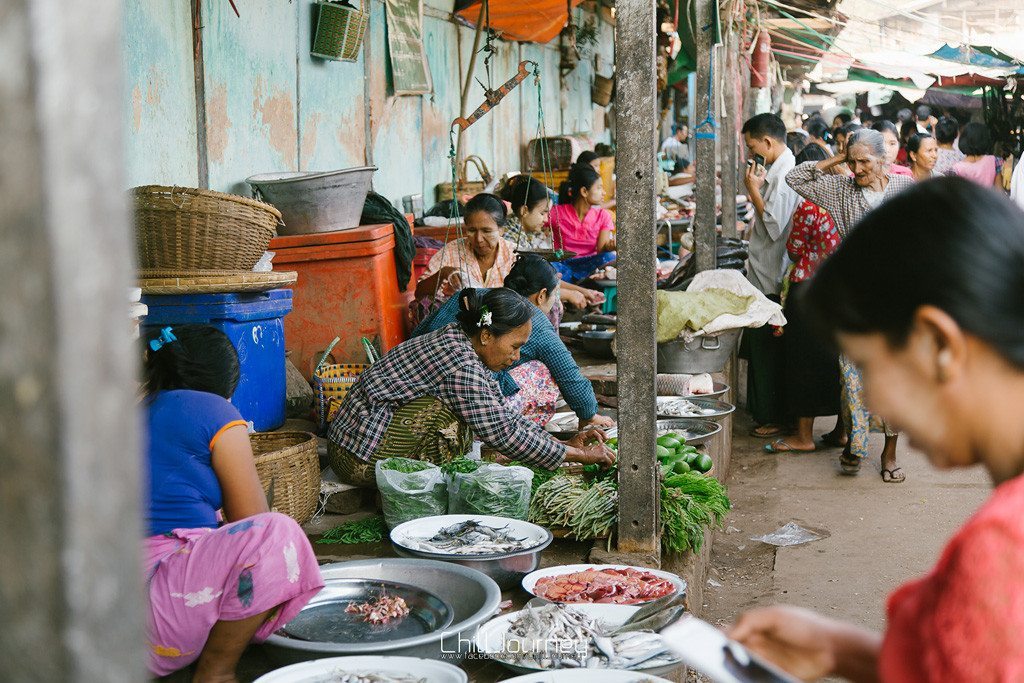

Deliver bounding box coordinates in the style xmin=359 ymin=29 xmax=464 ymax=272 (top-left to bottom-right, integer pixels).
xmin=271 ymin=224 xmax=413 ymax=379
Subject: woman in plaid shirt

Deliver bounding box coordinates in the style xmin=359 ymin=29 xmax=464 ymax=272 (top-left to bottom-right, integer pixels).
xmin=328 ymin=288 xmax=616 ymax=486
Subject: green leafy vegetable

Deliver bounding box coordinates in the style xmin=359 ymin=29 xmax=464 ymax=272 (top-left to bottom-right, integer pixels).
xmin=448 ymin=463 xmax=533 ymax=519
xmin=440 ymin=457 xmax=480 ymax=476
xmin=316 ymin=514 xmax=388 ymax=545
xmin=381 ymin=457 xmax=434 ymax=473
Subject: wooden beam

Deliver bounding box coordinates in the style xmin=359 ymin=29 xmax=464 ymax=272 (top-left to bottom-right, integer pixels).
xmin=0 ymin=0 xmax=144 ymax=678
xmin=694 ymin=0 xmax=718 ymax=272
xmin=720 ymin=32 xmax=740 ymax=239
xmin=613 ymin=0 xmax=660 ymax=559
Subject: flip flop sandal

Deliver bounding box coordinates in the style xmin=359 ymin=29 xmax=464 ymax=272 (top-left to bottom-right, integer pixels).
xmin=881 ymin=467 xmax=906 ymax=483
xmin=764 ymin=439 xmax=816 ymax=454
xmin=839 ymin=453 xmax=861 ymax=476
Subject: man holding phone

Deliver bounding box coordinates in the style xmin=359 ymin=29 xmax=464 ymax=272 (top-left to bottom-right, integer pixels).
xmin=740 ymin=113 xmax=801 ymax=439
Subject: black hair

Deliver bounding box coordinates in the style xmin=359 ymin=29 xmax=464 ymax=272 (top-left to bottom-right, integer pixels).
xmin=804 ymin=177 xmax=1024 ymax=367
xmin=896 ymin=108 xmax=913 ymax=123
xmin=143 ymin=324 xmax=240 ymax=399
xmin=673 ymin=157 xmax=692 ymax=173
xmin=463 ymin=192 xmax=508 ymax=228
xmin=576 ymin=150 xmax=600 ymax=167
xmin=558 ymin=163 xmax=601 ymax=205
xmin=456 ymin=287 xmax=533 ymax=337
xmin=837 ymin=122 xmax=863 ymax=139
xmin=741 ymin=113 xmax=787 ymax=143
xmin=500 ymin=175 xmax=549 ymax=214
xmin=906 ymin=133 xmax=933 ymax=162
xmin=833 ymin=111 xmax=853 ymax=126
xmin=915 ymin=104 xmax=931 ymax=121
xmin=935 ymin=116 xmax=959 ymax=144
xmin=957 ymin=122 xmax=992 ymax=156
xmin=504 ymin=253 xmax=559 ymax=298
xmin=899 ymin=119 xmax=918 ymax=143
xmin=806 ymin=118 xmax=831 ymax=142
xmin=871 ymin=119 xmax=899 ymax=137
xmin=786 ymin=131 xmax=808 ymax=157
xmin=796 ymin=143 xmax=830 ymax=164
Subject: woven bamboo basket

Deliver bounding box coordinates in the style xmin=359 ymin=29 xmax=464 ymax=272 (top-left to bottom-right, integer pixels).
xmin=592 ymin=74 xmax=614 ymax=106
xmin=311 ymin=0 xmax=370 ymax=62
xmin=435 ymin=155 xmax=492 ymax=201
xmin=250 ymin=432 xmax=320 ymax=525
xmin=132 ymin=185 xmax=281 ymax=271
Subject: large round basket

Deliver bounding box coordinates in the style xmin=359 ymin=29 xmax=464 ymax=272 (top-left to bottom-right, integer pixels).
xmin=250 ymin=432 xmax=320 ymax=525
xmin=132 ymin=185 xmax=281 ymax=271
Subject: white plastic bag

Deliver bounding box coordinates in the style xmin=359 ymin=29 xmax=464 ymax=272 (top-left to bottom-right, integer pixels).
xmin=448 ymin=463 xmax=533 ymax=520
xmin=375 ymin=458 xmax=448 ymax=528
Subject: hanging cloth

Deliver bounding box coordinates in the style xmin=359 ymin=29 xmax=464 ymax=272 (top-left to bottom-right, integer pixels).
xmin=360 ymin=192 xmax=417 ymax=292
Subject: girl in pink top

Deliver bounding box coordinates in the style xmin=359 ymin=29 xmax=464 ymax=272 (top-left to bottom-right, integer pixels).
xmin=548 ymin=164 xmax=616 ymax=258
xmin=727 ymin=179 xmax=1024 ymax=682
xmin=951 ymin=122 xmax=1001 ymax=188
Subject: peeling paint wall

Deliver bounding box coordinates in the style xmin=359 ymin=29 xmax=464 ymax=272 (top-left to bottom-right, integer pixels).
xmin=122 ymin=0 xmax=614 ymax=207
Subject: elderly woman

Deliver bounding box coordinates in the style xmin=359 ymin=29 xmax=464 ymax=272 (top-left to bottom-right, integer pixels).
xmin=727 ymin=178 xmax=1024 ymax=681
xmin=907 ymin=133 xmax=938 ymax=182
xmin=786 ymin=128 xmax=914 ymax=481
xmin=413 ymin=254 xmax=613 ymax=429
xmin=329 ymin=287 xmax=616 ymax=486
xmin=411 ymin=193 xmax=515 ymax=326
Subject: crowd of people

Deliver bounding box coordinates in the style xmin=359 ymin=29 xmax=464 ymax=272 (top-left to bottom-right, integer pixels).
xmin=740 ymin=105 xmax=1022 ymax=484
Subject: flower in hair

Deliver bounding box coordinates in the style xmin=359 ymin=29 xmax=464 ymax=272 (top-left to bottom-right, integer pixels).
xmin=478 ymin=306 xmax=493 ymax=328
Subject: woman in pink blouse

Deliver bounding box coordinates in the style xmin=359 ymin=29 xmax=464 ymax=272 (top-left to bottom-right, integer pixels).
xmin=547 ymin=164 xmax=617 ymax=283
xmin=951 ymin=122 xmax=1001 ymax=188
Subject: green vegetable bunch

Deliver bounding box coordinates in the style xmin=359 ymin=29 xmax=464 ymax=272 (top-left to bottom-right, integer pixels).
xmin=316 ymin=514 xmax=388 ymax=545
xmin=440 ymin=457 xmax=480 ymax=476
xmin=381 ymin=457 xmax=434 ymax=473
xmin=529 ymin=474 xmax=617 ymax=539
xmin=448 ymin=463 xmax=534 ymax=520
xmin=660 ymin=471 xmax=731 ymax=553
xmin=507 ymin=460 xmax=558 ymax=494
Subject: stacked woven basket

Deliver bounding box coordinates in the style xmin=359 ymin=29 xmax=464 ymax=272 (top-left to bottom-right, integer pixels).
xmin=133 ymin=185 xmax=319 ymax=524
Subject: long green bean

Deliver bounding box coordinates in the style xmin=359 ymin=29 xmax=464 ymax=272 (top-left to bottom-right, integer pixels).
xmin=316 ymin=514 xmax=388 ymax=545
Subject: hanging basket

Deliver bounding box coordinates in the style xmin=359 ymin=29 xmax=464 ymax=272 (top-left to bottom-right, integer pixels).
xmin=592 ymin=74 xmax=614 ymax=107
xmin=311 ymin=0 xmax=369 ymax=63
xmin=435 ymin=155 xmax=492 ymax=202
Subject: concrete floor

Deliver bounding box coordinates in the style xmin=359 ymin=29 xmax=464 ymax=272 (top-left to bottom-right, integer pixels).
xmin=702 ymin=411 xmax=992 ymax=637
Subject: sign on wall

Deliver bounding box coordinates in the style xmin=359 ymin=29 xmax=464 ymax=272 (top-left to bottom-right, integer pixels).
xmin=385 ymin=0 xmax=432 ymax=96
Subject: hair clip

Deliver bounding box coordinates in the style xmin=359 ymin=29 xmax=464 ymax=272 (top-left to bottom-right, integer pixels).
xmin=149 ymin=326 xmax=177 ymax=352
xmin=478 ymin=306 xmax=493 ymax=328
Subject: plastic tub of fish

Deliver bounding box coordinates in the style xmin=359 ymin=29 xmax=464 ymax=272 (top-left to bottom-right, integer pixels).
xmin=390 ymin=514 xmax=553 ymax=589
xmin=263 ymin=559 xmax=502 ymax=664
xmin=475 ymin=603 xmax=684 ymax=676
xmin=655 ymin=397 xmax=735 ymax=421
xmin=252 ymin=655 xmax=468 ymax=682
xmin=500 ymin=671 xmax=676 ymax=683
xmin=521 ymin=565 xmax=686 ymax=606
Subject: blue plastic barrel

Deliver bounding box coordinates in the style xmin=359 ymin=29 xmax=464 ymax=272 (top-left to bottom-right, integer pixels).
xmin=142 ymin=289 xmax=293 ymax=431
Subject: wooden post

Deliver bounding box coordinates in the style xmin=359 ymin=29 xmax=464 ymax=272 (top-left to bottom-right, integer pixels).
xmin=613 ymin=0 xmax=660 ymax=560
xmin=0 ymin=0 xmax=145 ymax=679
xmin=694 ymin=0 xmax=718 ymax=272
xmin=720 ymin=32 xmax=740 ymax=239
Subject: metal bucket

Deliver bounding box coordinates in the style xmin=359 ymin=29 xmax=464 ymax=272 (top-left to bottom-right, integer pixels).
xmin=246 ymin=166 xmax=376 ymax=235
xmin=657 ymin=330 xmax=741 ymax=374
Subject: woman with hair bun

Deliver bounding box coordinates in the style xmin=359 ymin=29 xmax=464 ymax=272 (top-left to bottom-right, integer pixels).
xmin=546 ymin=164 xmax=617 ymax=283
xmin=141 ymin=325 xmax=323 ymax=680
xmin=412 ymin=254 xmax=613 ymax=429
xmin=330 ymin=287 xmax=616 ymax=486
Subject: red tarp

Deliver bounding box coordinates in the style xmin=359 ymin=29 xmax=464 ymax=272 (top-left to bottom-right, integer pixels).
xmin=932 ymin=73 xmax=1006 ymax=88
xmin=455 ymin=0 xmax=584 ymax=44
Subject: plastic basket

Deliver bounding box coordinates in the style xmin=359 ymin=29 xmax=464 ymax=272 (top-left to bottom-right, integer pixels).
xmin=312 ymin=0 xmax=369 ymax=63
xmin=250 ymin=432 xmax=320 ymax=525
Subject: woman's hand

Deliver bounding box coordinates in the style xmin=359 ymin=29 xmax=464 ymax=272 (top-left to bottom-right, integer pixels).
xmin=728 ymin=606 xmax=881 ymax=683
xmin=582 ymin=288 xmax=606 ymax=305
xmin=564 ymin=442 xmax=616 ymax=467
xmin=581 ymin=413 xmax=615 ymax=429
xmin=562 ymin=288 xmax=588 ymax=309
xmin=565 ymin=428 xmax=607 ymax=449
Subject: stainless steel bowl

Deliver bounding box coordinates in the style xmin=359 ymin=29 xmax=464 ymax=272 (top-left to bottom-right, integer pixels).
xmin=655 ymin=397 xmax=735 ymax=421
xmin=391 ymin=528 xmax=553 ymax=590
xmin=262 ymin=559 xmax=501 ymax=664
xmin=606 ymin=418 xmax=722 ymax=445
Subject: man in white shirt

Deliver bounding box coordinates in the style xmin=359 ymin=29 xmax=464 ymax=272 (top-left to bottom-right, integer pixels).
xmin=740 ymin=113 xmax=801 ymax=439
xmin=661 ymin=123 xmax=689 ymax=163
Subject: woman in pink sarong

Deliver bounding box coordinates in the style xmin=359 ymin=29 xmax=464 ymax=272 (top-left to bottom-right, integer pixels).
xmin=142 ymin=325 xmax=323 ymax=680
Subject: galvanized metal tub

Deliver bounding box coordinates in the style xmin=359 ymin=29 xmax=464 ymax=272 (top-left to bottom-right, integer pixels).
xmin=246 ymin=166 xmax=376 ymax=235
xmin=657 ymin=330 xmax=742 ymax=374
xmin=262 ymin=558 xmax=501 ymax=665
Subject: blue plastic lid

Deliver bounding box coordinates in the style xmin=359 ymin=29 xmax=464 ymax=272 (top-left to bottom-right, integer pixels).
xmin=142 ymin=288 xmax=293 ymax=324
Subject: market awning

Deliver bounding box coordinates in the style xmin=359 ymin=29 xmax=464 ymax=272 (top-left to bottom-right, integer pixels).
xmin=931 ymin=73 xmax=1006 ymax=89
xmin=455 ymin=0 xmax=583 ymax=44
xmin=846 ymin=67 xmax=934 ymax=91
xmin=928 ymin=44 xmax=1024 ymax=73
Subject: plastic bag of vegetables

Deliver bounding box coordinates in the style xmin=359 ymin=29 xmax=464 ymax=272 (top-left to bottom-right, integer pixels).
xmin=448 ymin=463 xmax=534 ymax=520
xmin=375 ymin=457 xmax=448 ymax=528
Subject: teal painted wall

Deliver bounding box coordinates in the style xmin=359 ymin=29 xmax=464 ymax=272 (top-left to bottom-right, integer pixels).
xmin=122 ymin=0 xmax=614 ymax=207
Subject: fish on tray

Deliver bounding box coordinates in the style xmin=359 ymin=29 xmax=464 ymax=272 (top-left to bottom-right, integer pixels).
xmin=411 ymin=519 xmax=530 ymax=555
xmin=534 ymin=568 xmax=677 ymax=605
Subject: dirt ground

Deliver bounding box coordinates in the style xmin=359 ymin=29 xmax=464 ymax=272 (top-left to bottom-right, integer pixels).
xmin=701 ymin=410 xmax=991 ymax=639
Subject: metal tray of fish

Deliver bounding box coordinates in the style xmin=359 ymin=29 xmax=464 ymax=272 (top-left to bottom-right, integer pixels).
xmin=252 ymin=655 xmax=468 ymax=683
xmin=279 ymin=578 xmax=454 ymax=645
xmin=521 ymin=565 xmax=686 ymax=606
xmin=655 ymin=397 xmax=735 ymax=421
xmin=390 ymin=515 xmax=551 ymax=558
xmin=605 ymin=419 xmax=722 ymax=446
xmin=475 ymin=603 xmax=684 ymax=676
xmin=499 ymin=672 xmax=676 ymax=683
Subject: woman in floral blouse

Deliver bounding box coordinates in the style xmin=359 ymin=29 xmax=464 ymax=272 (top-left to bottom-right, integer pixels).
xmin=766 ymin=145 xmax=844 ymax=454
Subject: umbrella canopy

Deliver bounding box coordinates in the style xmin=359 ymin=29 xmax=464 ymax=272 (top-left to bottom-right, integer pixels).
xmin=929 ymin=44 xmax=1024 ymax=73
xmin=455 ymin=0 xmax=583 ymax=44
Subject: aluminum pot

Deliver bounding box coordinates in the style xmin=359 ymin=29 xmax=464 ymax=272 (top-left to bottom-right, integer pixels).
xmin=246 ymin=166 xmax=376 ymax=235
xmin=657 ymin=330 xmax=741 ymax=374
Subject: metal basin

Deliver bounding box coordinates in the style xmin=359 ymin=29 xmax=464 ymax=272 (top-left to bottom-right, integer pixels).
xmin=578 ymin=330 xmax=615 ymax=359
xmin=657 ymin=330 xmax=741 ymax=374
xmin=606 ymin=418 xmax=722 ymax=446
xmin=246 ymin=166 xmax=376 ymax=235
xmin=655 ymin=397 xmax=735 ymax=421
xmin=262 ymin=559 xmax=501 ymax=664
